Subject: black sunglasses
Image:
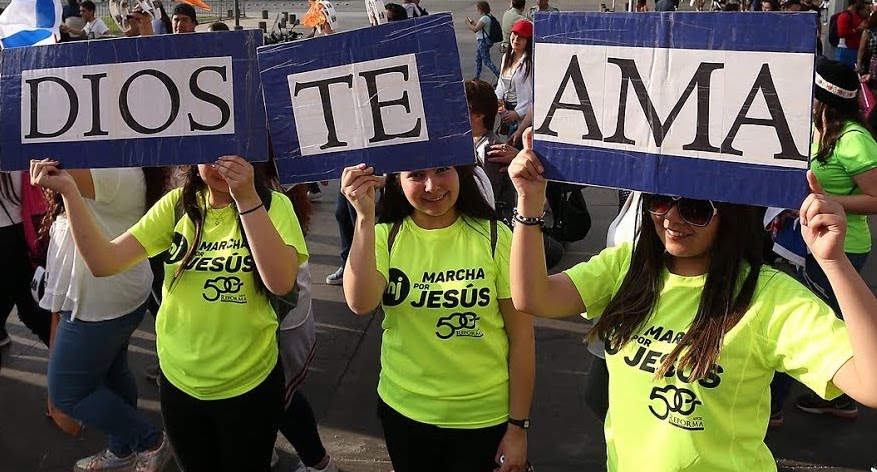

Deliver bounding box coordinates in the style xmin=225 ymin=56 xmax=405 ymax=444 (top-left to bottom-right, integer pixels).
xmin=646 ymin=195 xmax=718 ymax=227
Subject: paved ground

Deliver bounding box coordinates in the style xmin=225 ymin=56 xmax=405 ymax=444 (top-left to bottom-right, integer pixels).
xmin=2 ymin=2 xmax=876 ymax=471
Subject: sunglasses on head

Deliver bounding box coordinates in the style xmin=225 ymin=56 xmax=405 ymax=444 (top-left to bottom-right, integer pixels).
xmin=646 ymin=195 xmax=718 ymax=227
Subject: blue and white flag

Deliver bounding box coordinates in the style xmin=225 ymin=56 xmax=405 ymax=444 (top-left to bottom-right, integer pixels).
xmin=0 ymin=0 xmax=61 ymax=49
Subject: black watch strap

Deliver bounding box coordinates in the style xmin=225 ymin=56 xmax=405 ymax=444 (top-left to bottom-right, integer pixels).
xmin=508 ymin=417 xmax=530 ymax=429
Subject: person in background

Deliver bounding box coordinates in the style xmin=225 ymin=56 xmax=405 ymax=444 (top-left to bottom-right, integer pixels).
xmin=501 ymin=0 xmax=526 ymax=56
xmin=636 ymin=0 xmax=650 ymax=12
xmin=385 ymin=2 xmax=408 ymax=21
xmin=402 ymin=0 xmax=427 ymax=17
xmin=62 ymin=0 xmax=81 ymax=22
xmin=495 ymin=20 xmax=533 ymax=143
xmin=525 ymin=0 xmax=558 ymax=19
xmin=467 ymin=1 xmax=501 ymax=81
xmin=151 ymin=0 xmax=172 ymax=34
xmin=208 ymin=21 xmax=230 ymax=31
xmin=761 ymin=0 xmax=779 ymax=10
xmin=836 ymin=0 xmax=868 ymax=70
xmin=171 ymin=2 xmax=197 ymax=34
xmin=857 ymin=8 xmax=877 ymax=86
xmin=62 ymin=0 xmax=111 ymax=39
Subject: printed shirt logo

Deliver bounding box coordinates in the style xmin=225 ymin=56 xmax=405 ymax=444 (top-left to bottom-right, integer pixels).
xmin=606 ymin=324 xmax=724 ymax=432
xmin=165 ymin=233 xmax=255 ymax=305
xmin=382 ymin=267 xmax=492 ymax=340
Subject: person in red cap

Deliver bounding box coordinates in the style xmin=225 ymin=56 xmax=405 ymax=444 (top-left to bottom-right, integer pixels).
xmin=495 ymin=20 xmax=533 ymax=144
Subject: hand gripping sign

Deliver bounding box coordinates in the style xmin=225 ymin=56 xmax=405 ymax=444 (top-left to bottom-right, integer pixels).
xmin=0 ymin=30 xmax=267 ymax=170
xmin=531 ymin=12 xmax=817 ymax=209
xmin=258 ymin=13 xmax=473 ymax=184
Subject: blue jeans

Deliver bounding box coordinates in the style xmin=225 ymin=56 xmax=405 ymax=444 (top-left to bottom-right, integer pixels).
xmin=475 ymin=38 xmax=500 ymax=80
xmin=48 ymin=304 xmax=161 ymax=456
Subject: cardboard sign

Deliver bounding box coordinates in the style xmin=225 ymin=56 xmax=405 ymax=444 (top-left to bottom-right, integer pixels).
xmin=532 ymin=12 xmax=817 ymax=209
xmin=0 ymin=30 xmax=267 ymax=170
xmin=258 ymin=13 xmax=472 ymax=183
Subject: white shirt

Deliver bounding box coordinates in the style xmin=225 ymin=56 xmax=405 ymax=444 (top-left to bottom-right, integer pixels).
xmin=40 ymin=169 xmax=152 ymax=321
xmin=403 ymin=2 xmax=425 ymax=17
xmin=494 ymin=54 xmax=533 ymax=118
xmin=0 ymin=172 xmax=23 ymax=227
xmin=84 ymin=18 xmax=109 ymax=39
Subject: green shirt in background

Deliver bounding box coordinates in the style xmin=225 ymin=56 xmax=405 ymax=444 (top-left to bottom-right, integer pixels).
xmin=375 ymin=216 xmax=512 ymax=428
xmin=130 ymin=188 xmax=309 ymax=400
xmin=810 ymin=121 xmax=877 ymax=254
xmin=564 ymin=243 xmax=852 ymax=472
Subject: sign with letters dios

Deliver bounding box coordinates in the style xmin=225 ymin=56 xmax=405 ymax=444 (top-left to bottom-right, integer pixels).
xmin=0 ymin=30 xmax=267 ymax=170
xmin=258 ymin=13 xmax=472 ymax=183
xmin=533 ymin=12 xmax=817 ymax=209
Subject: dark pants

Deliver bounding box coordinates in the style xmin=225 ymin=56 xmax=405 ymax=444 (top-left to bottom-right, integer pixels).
xmin=377 ymin=398 xmax=506 ymax=472
xmin=160 ymin=363 xmax=283 ymax=472
xmin=0 ymin=223 xmax=51 ymax=345
xmin=584 ymin=354 xmax=610 ymax=423
xmin=334 ymin=191 xmax=357 ymax=265
xmin=278 ymin=391 xmax=327 ymax=467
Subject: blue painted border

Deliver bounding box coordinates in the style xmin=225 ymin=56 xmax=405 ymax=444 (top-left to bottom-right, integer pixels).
xmin=258 ymin=12 xmax=474 ymax=184
xmin=0 ymin=30 xmax=267 ymax=171
xmin=534 ymin=141 xmax=808 ymax=209
xmin=534 ymin=11 xmax=817 ymax=54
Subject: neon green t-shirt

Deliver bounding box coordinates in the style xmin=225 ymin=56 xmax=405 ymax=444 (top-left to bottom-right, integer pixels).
xmin=564 ymin=243 xmax=853 ymax=472
xmin=130 ymin=188 xmax=309 ymax=400
xmin=810 ymin=121 xmax=877 ymax=254
xmin=375 ymin=216 xmax=512 ymax=428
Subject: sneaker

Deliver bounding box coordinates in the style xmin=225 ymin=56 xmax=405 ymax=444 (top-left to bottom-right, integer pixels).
xmin=307 ymin=190 xmax=323 ymax=201
xmin=325 ymin=267 xmax=344 ymax=286
xmin=0 ymin=328 xmax=10 ymax=348
xmin=133 ymin=433 xmax=172 ymax=472
xmin=294 ymin=456 xmax=339 ymax=472
xmin=795 ymin=392 xmax=859 ymax=419
xmin=74 ymin=449 xmax=136 ymax=471
xmin=870 ymin=462 xmax=876 ymax=472
xmin=768 ymin=409 xmax=783 ymax=429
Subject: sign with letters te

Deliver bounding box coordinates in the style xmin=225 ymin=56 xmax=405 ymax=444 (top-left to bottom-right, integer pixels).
xmin=0 ymin=30 xmax=267 ymax=171
xmin=532 ymin=12 xmax=816 ymax=209
xmin=257 ymin=13 xmax=473 ymax=184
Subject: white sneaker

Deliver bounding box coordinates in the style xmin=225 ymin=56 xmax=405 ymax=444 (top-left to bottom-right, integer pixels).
xmin=325 ymin=267 xmax=344 ymax=286
xmin=293 ymin=456 xmax=339 ymax=472
xmin=133 ymin=433 xmax=173 ymax=472
xmin=73 ymin=449 xmax=136 ymax=471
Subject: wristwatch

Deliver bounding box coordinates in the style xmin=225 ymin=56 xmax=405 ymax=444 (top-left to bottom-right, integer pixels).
xmin=508 ymin=418 xmax=530 ymax=430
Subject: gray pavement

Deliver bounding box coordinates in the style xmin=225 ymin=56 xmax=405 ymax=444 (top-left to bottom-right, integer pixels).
xmin=2 ymin=2 xmax=877 ymax=471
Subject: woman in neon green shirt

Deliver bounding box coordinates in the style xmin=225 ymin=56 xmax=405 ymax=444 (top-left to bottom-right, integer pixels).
xmin=507 ymin=130 xmax=877 ymax=472
xmin=341 ymin=163 xmax=535 ymax=472
xmin=30 ymin=156 xmax=308 ymax=472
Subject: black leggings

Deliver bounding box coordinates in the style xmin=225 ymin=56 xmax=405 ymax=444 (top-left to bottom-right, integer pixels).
xmin=377 ymin=398 xmax=506 ymax=472
xmin=159 ymin=364 xmax=283 ymax=472
xmin=0 ymin=223 xmax=51 ymax=345
xmin=278 ymin=391 xmax=327 ymax=467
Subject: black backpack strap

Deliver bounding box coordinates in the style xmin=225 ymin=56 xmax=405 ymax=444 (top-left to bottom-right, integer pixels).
xmin=490 ymin=219 xmax=498 ymax=259
xmin=387 ymin=220 xmax=403 ymax=255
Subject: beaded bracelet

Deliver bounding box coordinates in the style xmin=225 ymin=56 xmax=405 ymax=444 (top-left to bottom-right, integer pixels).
xmin=512 ymin=207 xmax=545 ymax=227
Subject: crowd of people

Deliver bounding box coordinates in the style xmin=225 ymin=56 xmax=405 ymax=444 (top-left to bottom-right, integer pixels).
xmin=1 ymin=1 xmax=877 ymax=472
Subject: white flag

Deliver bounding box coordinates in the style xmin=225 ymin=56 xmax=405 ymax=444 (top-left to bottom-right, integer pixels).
xmin=0 ymin=0 xmax=61 ymax=48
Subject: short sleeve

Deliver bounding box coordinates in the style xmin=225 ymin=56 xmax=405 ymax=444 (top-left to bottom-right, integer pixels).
xmin=757 ymin=275 xmax=853 ymax=400
xmin=374 ymin=222 xmax=391 ymax=281
xmin=563 ymin=243 xmax=632 ymax=319
xmin=95 ymin=19 xmax=109 ymax=35
xmin=494 ymin=223 xmax=512 ymax=300
xmin=835 ymin=129 xmax=877 ymax=176
xmin=267 ymin=192 xmax=309 ymax=264
xmin=90 ymin=169 xmax=123 ymax=204
xmin=129 ymin=188 xmax=180 ymax=257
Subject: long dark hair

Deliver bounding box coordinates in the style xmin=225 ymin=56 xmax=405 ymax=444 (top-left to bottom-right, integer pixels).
xmin=588 ymin=198 xmax=765 ymax=381
xmin=814 ymin=99 xmax=875 ymax=164
xmin=502 ymin=32 xmax=532 ymax=82
xmin=377 ymin=164 xmax=499 ymax=225
xmin=170 ymin=164 xmax=275 ymax=290
xmin=40 ymin=167 xmax=171 ymax=239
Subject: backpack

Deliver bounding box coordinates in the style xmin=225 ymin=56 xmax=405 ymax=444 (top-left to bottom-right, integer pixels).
xmin=487 ymin=14 xmax=503 ymax=44
xmin=828 ymin=11 xmax=851 ymax=48
xmin=545 ymin=183 xmax=592 ymax=243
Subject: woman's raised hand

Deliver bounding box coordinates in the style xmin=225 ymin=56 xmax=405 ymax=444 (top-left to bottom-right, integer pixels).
xmin=30 ymin=159 xmax=75 ymax=195
xmin=801 ymin=170 xmax=847 ymax=264
xmin=341 ymin=163 xmax=385 ymax=219
xmin=507 ymin=128 xmax=547 ymax=216
xmin=214 ymin=156 xmax=259 ymax=208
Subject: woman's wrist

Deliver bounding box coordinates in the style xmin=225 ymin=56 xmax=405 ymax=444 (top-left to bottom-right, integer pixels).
xmin=516 ymin=197 xmax=544 ymax=219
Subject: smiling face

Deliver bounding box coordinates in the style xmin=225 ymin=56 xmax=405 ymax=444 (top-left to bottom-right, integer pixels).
xmin=510 ymin=31 xmax=528 ymax=53
xmin=399 ymin=167 xmax=460 ymax=228
xmin=650 ymin=203 xmax=720 ymax=274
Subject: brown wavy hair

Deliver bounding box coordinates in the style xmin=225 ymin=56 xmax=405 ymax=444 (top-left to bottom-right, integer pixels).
xmin=587 ymin=198 xmax=765 ymax=381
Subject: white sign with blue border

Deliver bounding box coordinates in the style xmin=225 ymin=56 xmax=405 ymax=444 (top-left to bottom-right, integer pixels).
xmin=532 ymin=12 xmax=817 ymax=209
xmin=258 ymin=13 xmax=473 ymax=184
xmin=0 ymin=30 xmax=267 ymax=171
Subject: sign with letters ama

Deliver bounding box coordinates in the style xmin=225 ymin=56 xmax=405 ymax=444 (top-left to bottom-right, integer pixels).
xmin=532 ymin=12 xmax=817 ymax=209
xmin=0 ymin=30 xmax=267 ymax=171
xmin=257 ymin=13 xmax=472 ymax=183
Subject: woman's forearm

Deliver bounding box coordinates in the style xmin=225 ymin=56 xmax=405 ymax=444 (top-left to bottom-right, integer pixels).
xmin=508 ymin=328 xmax=535 ymax=420
xmin=343 ymin=216 xmax=385 ymax=315
xmin=828 ymin=194 xmax=877 ymax=215
xmin=239 ymin=206 xmax=299 ymax=295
